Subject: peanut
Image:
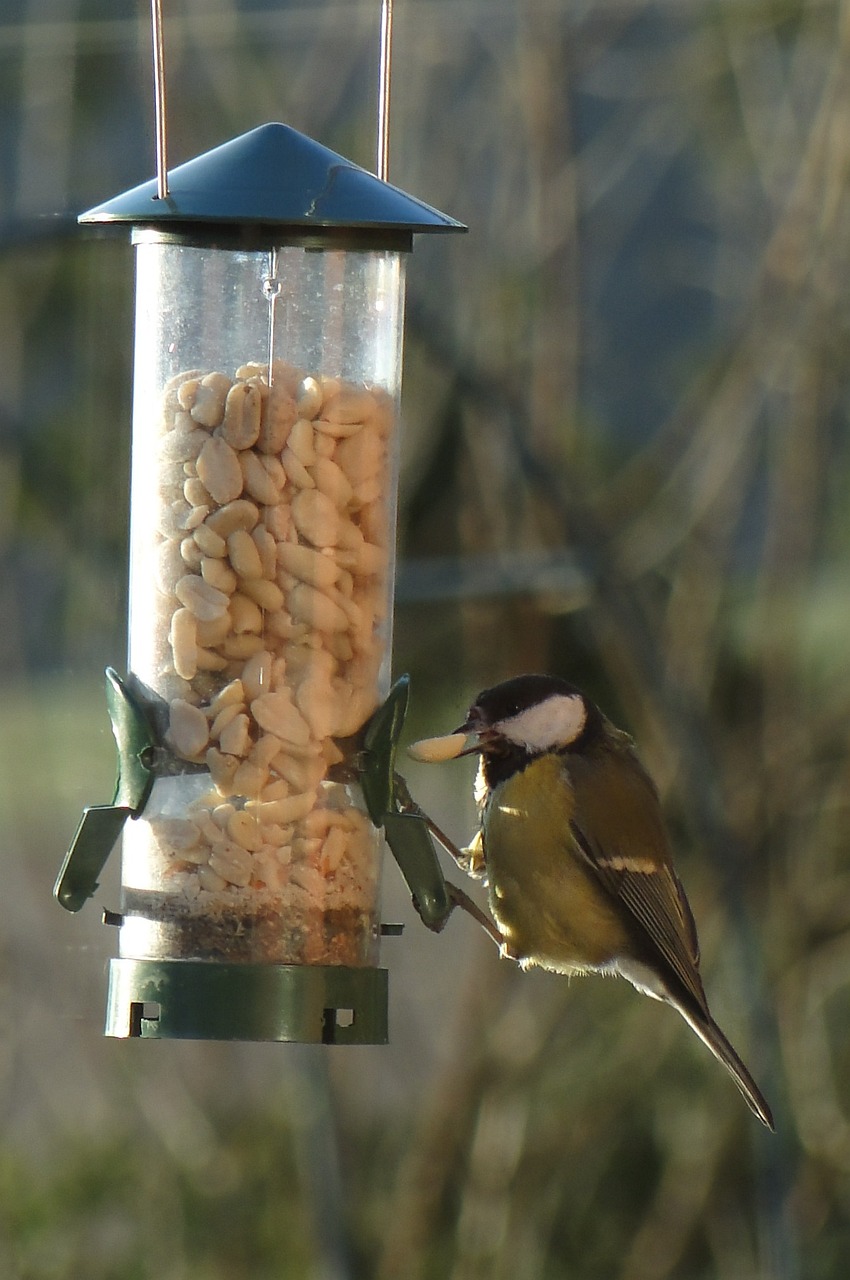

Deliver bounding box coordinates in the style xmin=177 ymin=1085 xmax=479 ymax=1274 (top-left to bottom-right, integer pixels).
xmin=219 ymin=712 xmax=250 ymax=757
xmin=227 ymin=528 xmax=264 ymax=579
xmin=196 ymin=647 xmax=228 ymax=672
xmin=241 ymin=649 xmax=272 ymax=701
xmin=209 ymin=841 xmax=252 ymax=887
xmin=321 ymin=824 xmax=348 ymax=874
xmin=281 ymin=447 xmax=315 ymax=490
xmin=220 ymin=381 xmax=262 ymax=449
xmin=335 ymin=426 xmax=383 ymax=486
xmin=276 ymin=542 xmax=339 ymax=591
xmin=295 ymin=671 xmax=338 ymax=739
xmin=288 ymin=582 xmax=350 ymax=633
xmin=296 ymin=376 xmax=323 ymax=419
xmin=209 ymin=679 xmax=245 ymax=715
xmin=177 ymin=377 xmax=201 ymax=410
xmin=252 ymin=526 xmax=277 ymax=578
xmin=198 ymin=866 xmax=228 ymax=893
xmin=240 ymin=449 xmax=280 ymax=506
xmin=227 ymin=809 xmax=264 ymax=853
xmin=168 ymin=698 xmax=209 ymax=759
xmin=170 ymin=608 xmax=198 ymax=680
xmin=221 ymin=633 xmax=266 ymax=660
xmin=161 ymin=424 xmax=209 ymax=464
xmin=210 ymin=702 xmax=242 ymax=740
xmin=250 ymin=734 xmax=284 ymax=769
xmin=180 ymin=536 xmax=204 ymax=570
xmin=176 ymin=574 xmax=229 ymax=622
xmin=257 ymin=387 xmax=297 ymax=454
xmin=190 ymin=372 xmax=232 ymax=428
xmin=193 ymin=523 xmax=227 ymax=559
xmin=196 ymin=436 xmax=243 ymax=504
xmin=288 ymin=418 xmax=316 ymax=466
xmin=291 ymin=489 xmax=339 ymax=547
xmin=229 ymin=592 xmax=263 ymax=634
xmin=231 ymin=760 xmax=268 ymax=798
xmin=240 ymin=577 xmax=285 ymax=612
xmin=206 ymin=499 xmax=259 ymax=538
xmin=184 ymin=476 xmax=212 ymax=507
xmin=201 ymin=556 xmax=238 ymax=594
xmin=310 ymin=456 xmax=353 ymax=507
xmin=206 ymin=746 xmax=240 ymax=793
xmin=251 ymin=691 xmax=312 ymax=745
xmin=195 ymin=615 xmax=231 ymax=647
xmin=323 ymin=387 xmax=377 ymax=425
xmin=247 ymin=791 xmax=317 ymax=826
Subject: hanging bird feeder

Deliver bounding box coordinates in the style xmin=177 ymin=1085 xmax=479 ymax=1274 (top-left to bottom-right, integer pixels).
xmin=54 ymin=2 xmax=470 ymax=1044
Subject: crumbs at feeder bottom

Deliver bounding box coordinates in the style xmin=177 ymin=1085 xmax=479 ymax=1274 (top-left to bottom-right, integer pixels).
xmin=126 ymin=796 xmax=381 ymax=965
xmin=120 ymin=892 xmax=377 ymax=966
xmin=130 ymin=359 xmax=394 ymax=964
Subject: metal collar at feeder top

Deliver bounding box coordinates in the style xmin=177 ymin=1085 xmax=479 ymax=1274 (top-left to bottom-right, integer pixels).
xmin=61 ymin=123 xmax=466 ymax=1045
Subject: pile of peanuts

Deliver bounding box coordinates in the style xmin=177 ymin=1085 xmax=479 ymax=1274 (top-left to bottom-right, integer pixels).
xmin=128 ymin=358 xmax=394 ymax=965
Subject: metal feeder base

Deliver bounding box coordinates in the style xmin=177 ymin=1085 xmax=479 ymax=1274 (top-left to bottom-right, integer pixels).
xmin=105 ymin=958 xmax=388 ymax=1044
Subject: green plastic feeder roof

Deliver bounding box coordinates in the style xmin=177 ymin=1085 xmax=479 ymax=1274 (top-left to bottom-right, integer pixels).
xmin=78 ymin=122 xmax=466 ymax=238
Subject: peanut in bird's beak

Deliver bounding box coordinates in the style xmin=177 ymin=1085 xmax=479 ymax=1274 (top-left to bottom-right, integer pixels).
xmin=406 ymin=730 xmax=479 ymax=763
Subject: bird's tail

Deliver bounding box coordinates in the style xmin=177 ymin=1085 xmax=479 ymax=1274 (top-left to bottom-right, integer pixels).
xmin=676 ymin=1003 xmax=775 ymax=1130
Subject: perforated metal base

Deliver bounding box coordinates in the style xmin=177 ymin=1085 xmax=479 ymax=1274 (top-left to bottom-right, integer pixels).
xmin=105 ymin=958 xmax=388 ymax=1044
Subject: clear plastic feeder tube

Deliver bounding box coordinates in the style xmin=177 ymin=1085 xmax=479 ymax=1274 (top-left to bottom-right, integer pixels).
xmin=120 ymin=235 xmax=405 ymax=967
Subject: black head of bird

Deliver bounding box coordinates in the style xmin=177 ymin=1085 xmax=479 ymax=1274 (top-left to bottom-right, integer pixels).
xmin=409 ymin=674 xmax=775 ymax=1130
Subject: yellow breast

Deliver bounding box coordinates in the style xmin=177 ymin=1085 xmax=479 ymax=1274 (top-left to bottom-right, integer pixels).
xmin=482 ymin=754 xmax=630 ymax=974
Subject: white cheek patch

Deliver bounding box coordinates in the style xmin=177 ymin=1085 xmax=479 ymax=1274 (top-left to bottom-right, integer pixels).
xmin=502 ymin=693 xmax=587 ymax=751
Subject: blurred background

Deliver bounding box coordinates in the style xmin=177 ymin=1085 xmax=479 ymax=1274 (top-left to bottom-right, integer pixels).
xmin=1 ymin=0 xmax=848 ymax=1275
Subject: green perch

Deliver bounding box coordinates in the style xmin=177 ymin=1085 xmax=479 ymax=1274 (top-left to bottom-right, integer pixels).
xmin=54 ymin=668 xmax=179 ymax=912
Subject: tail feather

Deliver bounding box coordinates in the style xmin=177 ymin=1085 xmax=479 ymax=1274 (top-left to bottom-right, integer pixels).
xmin=676 ymin=1002 xmax=775 ymax=1131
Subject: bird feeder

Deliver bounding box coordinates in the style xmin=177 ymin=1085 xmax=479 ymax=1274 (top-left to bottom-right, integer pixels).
xmin=55 ymin=121 xmax=465 ymax=1043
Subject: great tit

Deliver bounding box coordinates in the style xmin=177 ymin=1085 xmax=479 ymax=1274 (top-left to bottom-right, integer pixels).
xmin=409 ymin=673 xmax=774 ymax=1130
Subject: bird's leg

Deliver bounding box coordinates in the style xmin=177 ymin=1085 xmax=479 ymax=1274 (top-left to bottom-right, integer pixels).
xmin=392 ymin=772 xmax=484 ymax=875
xmin=391 ymin=772 xmax=501 ymax=946
xmin=442 ymin=880 xmax=503 ymax=948
xmin=421 ymin=817 xmax=486 ymax=878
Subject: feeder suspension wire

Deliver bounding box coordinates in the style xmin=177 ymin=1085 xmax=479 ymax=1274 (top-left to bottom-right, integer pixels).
xmin=264 ymin=248 xmax=282 ymax=386
xmin=377 ymin=0 xmax=393 ymax=181
xmin=151 ymin=0 xmax=169 ymax=199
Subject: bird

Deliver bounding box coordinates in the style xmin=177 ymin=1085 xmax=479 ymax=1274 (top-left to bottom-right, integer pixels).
xmin=408 ymin=673 xmax=775 ymax=1129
